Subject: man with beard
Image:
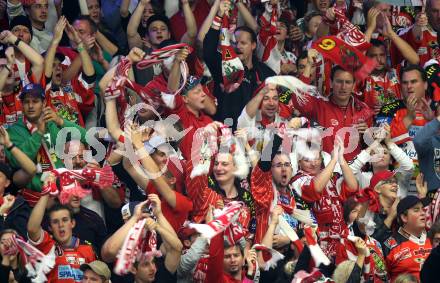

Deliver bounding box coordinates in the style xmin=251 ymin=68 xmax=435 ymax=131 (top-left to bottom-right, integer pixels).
xmin=203 ymin=0 xmax=275 ymax=128
xmin=27 ymin=188 xmax=96 ymax=282
xmin=383 ymin=195 xmax=432 ymax=282
xmin=7 ymin=0 xmax=53 ymax=53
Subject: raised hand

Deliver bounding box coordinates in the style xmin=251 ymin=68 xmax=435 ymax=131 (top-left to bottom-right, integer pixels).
xmin=0 ymin=126 xmax=12 ymax=147
xmin=416 ymin=173 xmax=428 ymax=199
xmin=43 ymin=107 xmax=63 ymax=126
xmin=218 ymin=0 xmax=231 ymax=17
xmin=0 ymin=31 xmax=17 ymax=45
xmin=4 ymin=46 xmax=15 ymax=65
xmin=127 ymin=47 xmax=146 ymax=63
xmin=174 ymin=47 xmax=190 ymax=64
xmin=53 ymin=16 xmax=67 ymax=45
xmin=65 ymin=23 xmax=82 ymax=45
xmin=289 ymin=25 xmax=303 ymax=42
xmin=367 ymin=7 xmax=380 ymax=31
xmin=148 ymin=194 xmax=162 ymax=216
xmin=419 ymin=97 xmax=435 ymax=121
xmin=354 ymin=237 xmax=368 ymax=256
xmin=270 ymin=205 xmax=283 ymax=226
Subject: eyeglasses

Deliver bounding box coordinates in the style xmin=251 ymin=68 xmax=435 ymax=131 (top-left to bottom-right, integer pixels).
xmin=272 ymin=162 xmax=291 ymax=168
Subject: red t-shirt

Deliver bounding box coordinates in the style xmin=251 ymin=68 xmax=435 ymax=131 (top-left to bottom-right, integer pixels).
xmin=145 ymin=182 xmax=193 ymax=232
xmin=45 ymin=74 xmax=95 ymax=127
xmin=167 ymin=94 xmax=213 ymax=160
xmin=169 ymin=0 xmax=211 ymax=41
xmin=30 ymin=230 xmax=96 ymax=283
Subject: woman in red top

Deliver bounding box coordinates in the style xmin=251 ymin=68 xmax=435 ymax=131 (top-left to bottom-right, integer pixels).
xmin=289 ymin=137 xmax=359 ymax=258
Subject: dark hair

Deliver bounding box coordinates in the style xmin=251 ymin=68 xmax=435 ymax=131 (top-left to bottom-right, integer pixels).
xmin=428 ymin=220 xmax=440 ymax=242
xmin=146 ymin=14 xmax=171 ymax=32
xmin=397 ymin=210 xmax=408 ymax=226
xmin=234 ymin=26 xmax=257 ymax=43
xmin=330 ymin=65 xmax=353 ymax=81
xmin=296 ymin=51 xmax=308 ymax=67
xmin=343 ymin=197 xmax=360 ymax=224
xmin=400 ymin=64 xmax=427 ymax=82
xmin=303 ymin=11 xmax=322 ymax=28
xmin=369 ymin=38 xmax=387 ymax=50
xmin=47 ymin=204 xmax=74 ymax=222
xmin=74 ymin=15 xmax=98 ymax=34
xmin=0 ymin=229 xmax=17 ymax=240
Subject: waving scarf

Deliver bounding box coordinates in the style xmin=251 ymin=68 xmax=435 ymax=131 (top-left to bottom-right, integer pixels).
xmin=114 ymin=217 xmax=162 ymax=275
xmin=257 ymin=2 xmax=281 ymax=74
xmin=104 ymin=44 xmax=193 ymax=124
xmin=5 ymin=234 xmax=55 ymax=283
xmin=188 ymin=201 xmax=244 ymax=239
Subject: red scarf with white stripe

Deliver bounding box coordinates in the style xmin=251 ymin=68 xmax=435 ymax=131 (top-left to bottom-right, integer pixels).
xmin=257 ymin=2 xmax=281 ymax=74
xmin=104 ymin=44 xmax=192 ymax=125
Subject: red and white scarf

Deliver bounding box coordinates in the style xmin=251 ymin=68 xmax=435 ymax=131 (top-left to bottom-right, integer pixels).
xmin=257 ymin=2 xmax=282 ymax=74
xmin=187 ymin=201 xmax=244 ymax=239
xmin=219 ymin=5 xmax=244 ymax=93
xmin=323 ymin=7 xmax=370 ymax=52
xmin=114 ymin=216 xmax=162 ymax=275
xmin=252 ymin=244 xmax=284 ymax=271
xmin=104 ymin=44 xmax=192 ymax=124
xmin=43 ymin=166 xmax=114 ymax=204
xmin=5 ymin=234 xmax=55 ymax=283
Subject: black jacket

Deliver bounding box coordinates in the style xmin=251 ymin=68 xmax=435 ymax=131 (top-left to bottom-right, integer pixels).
xmin=0 ymin=196 xmax=31 ymax=239
xmin=203 ymin=28 xmax=275 ymax=128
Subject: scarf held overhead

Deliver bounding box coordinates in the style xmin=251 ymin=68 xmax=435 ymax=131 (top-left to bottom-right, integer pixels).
xmin=312 ymin=36 xmax=377 ymax=81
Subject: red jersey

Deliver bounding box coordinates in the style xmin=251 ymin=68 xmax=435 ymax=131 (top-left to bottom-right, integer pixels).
xmin=169 ymin=0 xmax=211 ymax=41
xmin=290 ymin=171 xmax=358 ymax=257
xmin=0 ymin=60 xmax=42 ymax=127
xmin=166 ymin=94 xmax=213 ymax=160
xmin=45 ymin=73 xmax=95 ymax=127
xmin=398 ymin=27 xmax=438 ymax=67
xmin=185 ymin=161 xmax=252 ymax=234
xmin=359 ymin=67 xmax=402 ymax=111
xmin=205 ymin=233 xmax=253 ymax=283
xmin=30 ymin=230 xmax=96 ymax=283
xmin=391 ymin=107 xmax=431 ymax=191
xmin=290 ymin=94 xmax=373 ymax=162
xmin=250 ymin=164 xmax=296 ymax=243
xmin=384 ymin=228 xmax=432 ymax=282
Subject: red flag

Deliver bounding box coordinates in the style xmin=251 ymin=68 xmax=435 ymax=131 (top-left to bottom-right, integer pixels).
xmin=312 ymin=36 xmax=377 ymax=81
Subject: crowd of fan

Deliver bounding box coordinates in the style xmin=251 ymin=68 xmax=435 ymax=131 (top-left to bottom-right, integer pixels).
xmin=1 ymin=0 xmax=440 ymax=282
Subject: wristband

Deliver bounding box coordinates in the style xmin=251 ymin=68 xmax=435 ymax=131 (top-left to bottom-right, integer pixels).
xmin=6 ymin=143 xmax=15 ymax=151
xmin=14 ymin=38 xmax=21 ymax=47
xmin=3 ymin=65 xmax=11 ymax=73
xmin=77 ymin=43 xmax=85 ymax=53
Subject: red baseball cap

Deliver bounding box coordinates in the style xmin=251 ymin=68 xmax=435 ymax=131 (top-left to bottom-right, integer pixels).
xmin=178 ymin=227 xmax=198 ymax=240
xmin=369 ymin=170 xmax=396 ymax=191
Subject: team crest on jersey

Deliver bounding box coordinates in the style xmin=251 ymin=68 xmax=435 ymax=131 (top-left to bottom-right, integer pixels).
xmin=384 ymin=237 xmax=398 ymax=249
